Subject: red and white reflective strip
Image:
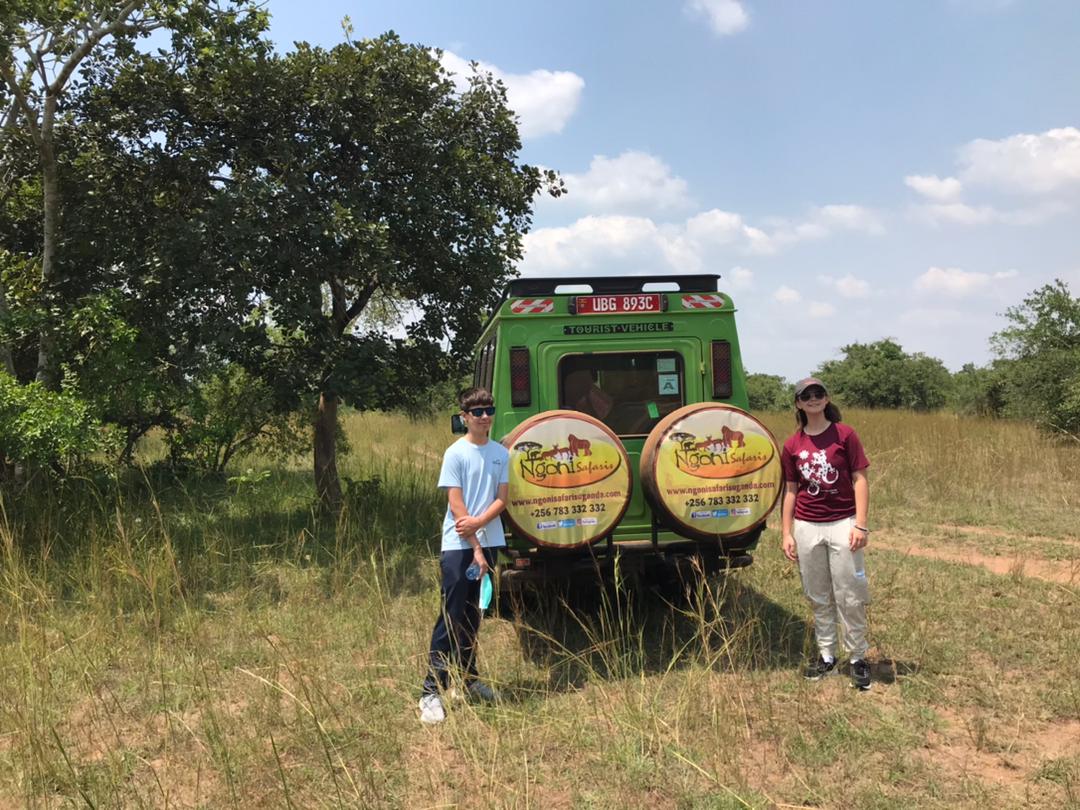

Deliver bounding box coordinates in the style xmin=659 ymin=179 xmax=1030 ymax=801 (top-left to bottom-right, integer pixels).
xmin=681 ymin=294 xmax=726 ymax=309
xmin=510 ymin=298 xmax=554 ymax=314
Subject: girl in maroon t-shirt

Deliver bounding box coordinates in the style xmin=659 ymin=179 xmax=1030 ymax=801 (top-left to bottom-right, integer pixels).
xmin=780 ymin=377 xmax=873 ymax=690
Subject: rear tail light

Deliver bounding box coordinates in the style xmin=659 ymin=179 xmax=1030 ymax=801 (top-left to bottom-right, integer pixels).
xmin=711 ymin=340 xmax=733 ymax=399
xmin=509 ymin=347 xmax=531 ymax=407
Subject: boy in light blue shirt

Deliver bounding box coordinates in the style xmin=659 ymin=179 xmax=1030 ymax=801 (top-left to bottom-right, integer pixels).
xmin=419 ymin=387 xmax=509 ymax=724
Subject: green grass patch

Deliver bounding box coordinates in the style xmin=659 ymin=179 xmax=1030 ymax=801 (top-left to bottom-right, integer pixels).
xmin=1 ymin=409 xmax=1078 ymax=808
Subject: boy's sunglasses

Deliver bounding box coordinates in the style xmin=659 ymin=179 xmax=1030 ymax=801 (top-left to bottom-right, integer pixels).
xmin=797 ymin=388 xmax=826 ymax=402
xmin=466 ymin=406 xmax=496 ymax=417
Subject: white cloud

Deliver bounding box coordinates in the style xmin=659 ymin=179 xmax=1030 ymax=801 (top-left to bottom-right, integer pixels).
xmin=906 ymin=129 xmax=1080 ymax=231
xmin=522 ymin=202 xmax=884 ymax=276
xmin=729 ymin=266 xmax=754 ymax=289
xmin=814 ymin=204 xmax=885 ymax=234
xmin=959 ymin=127 xmax=1080 ymax=195
xmin=774 ymin=285 xmax=802 ymax=304
xmin=818 ymin=274 xmax=871 ymax=299
xmin=808 ymin=302 xmax=836 ymax=318
xmin=904 ymin=174 xmax=963 ymax=202
xmin=685 ymin=0 xmax=750 ymax=36
xmin=915 ymin=266 xmax=985 ymax=295
xmin=521 ymin=216 xmax=666 ymax=275
xmin=439 ymin=51 xmax=584 ymax=138
xmin=562 ymin=151 xmax=693 ymax=214
xmin=682 ymin=208 xmax=771 ymax=252
xmin=912 ymin=201 xmax=1067 ymax=227
xmin=520 ymin=211 xmax=767 ymax=277
xmin=762 ymin=204 xmax=884 ymax=251
xmin=914 ymin=266 xmax=1019 ymax=297
xmin=915 ymin=202 xmax=999 ymax=226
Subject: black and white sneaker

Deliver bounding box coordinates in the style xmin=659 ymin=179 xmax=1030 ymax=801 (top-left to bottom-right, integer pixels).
xmin=465 ymin=680 xmax=501 ymax=703
xmin=851 ymin=659 xmax=871 ymax=691
xmin=803 ymin=656 xmax=837 ymax=680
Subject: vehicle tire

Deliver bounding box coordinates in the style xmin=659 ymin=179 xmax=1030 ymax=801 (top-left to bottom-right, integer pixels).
xmin=640 ymin=403 xmax=783 ymax=542
xmin=501 ymin=410 xmax=634 ymax=549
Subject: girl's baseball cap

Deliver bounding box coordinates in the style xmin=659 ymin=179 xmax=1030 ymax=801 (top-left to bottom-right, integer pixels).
xmin=793 ymin=377 xmax=829 ymax=397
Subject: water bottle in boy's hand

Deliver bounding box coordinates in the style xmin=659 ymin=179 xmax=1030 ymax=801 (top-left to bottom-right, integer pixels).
xmin=466 ymin=562 xmax=482 ymax=580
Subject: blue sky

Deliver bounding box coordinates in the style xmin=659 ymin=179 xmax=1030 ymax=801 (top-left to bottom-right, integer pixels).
xmin=263 ymin=0 xmax=1080 ymax=379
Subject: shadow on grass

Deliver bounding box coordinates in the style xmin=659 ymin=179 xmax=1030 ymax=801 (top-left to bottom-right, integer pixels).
xmin=496 ymin=569 xmax=811 ymax=692
xmin=857 ymin=659 xmax=921 ymax=684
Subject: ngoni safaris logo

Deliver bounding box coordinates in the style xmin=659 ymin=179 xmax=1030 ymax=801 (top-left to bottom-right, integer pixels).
xmin=512 ymin=436 xmax=621 ymax=488
xmin=668 ymin=427 xmax=774 ymax=480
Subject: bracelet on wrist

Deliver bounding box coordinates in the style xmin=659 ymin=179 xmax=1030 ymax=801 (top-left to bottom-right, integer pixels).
xmin=854 ymin=524 xmax=870 ymax=533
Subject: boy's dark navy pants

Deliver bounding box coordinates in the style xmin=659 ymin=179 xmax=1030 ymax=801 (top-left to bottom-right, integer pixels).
xmin=423 ymin=547 xmax=497 ymax=695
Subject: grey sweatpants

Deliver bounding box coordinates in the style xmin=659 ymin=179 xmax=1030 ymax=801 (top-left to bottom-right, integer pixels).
xmin=794 ymin=516 xmax=870 ymax=660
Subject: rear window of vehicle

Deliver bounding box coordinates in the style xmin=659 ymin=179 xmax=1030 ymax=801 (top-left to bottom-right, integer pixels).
xmin=558 ymin=352 xmax=684 ymax=436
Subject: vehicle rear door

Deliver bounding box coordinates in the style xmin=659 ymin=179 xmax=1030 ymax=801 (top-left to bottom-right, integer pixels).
xmin=537 ymin=338 xmax=704 ymax=535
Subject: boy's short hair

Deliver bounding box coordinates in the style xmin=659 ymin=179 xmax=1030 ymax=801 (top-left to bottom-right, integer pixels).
xmin=459 ymin=387 xmax=494 ymax=412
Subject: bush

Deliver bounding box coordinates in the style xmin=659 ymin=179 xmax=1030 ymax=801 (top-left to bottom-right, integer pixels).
xmin=745 ymin=372 xmax=791 ymax=412
xmin=165 ymin=365 xmax=306 ymax=472
xmin=817 ymin=338 xmax=953 ymax=411
xmin=949 ymin=363 xmax=1007 ymax=417
xmin=991 ymin=280 xmax=1080 ymax=439
xmin=0 ymin=372 xmax=112 ymax=470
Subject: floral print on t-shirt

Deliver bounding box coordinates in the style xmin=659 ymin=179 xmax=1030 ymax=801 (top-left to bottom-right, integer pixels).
xmin=797 ymin=448 xmax=840 ymax=496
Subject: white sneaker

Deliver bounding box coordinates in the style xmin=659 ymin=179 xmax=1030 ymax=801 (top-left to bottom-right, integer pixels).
xmin=418 ymin=693 xmax=446 ymax=725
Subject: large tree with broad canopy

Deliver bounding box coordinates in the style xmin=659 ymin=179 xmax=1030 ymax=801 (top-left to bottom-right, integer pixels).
xmin=223 ymin=34 xmax=561 ymax=509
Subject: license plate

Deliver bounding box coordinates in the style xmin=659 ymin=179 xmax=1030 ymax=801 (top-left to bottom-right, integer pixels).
xmin=575 ymin=294 xmax=662 ymax=314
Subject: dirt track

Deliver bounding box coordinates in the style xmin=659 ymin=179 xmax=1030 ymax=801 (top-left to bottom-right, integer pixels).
xmin=876 ymin=526 xmax=1080 ymax=586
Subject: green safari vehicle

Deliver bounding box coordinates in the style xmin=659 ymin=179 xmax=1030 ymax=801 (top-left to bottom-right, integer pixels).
xmin=463 ymin=274 xmax=767 ymax=583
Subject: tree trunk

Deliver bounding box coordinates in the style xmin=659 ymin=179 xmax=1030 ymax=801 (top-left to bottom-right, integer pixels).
xmin=314 ymin=390 xmax=342 ymax=515
xmin=35 ymin=95 xmax=59 ymax=389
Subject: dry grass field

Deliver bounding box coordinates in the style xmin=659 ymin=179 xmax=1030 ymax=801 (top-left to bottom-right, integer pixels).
xmin=1 ymin=408 xmax=1078 ymax=808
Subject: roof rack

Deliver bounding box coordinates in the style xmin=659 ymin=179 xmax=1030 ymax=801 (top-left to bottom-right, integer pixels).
xmin=507 ymin=274 xmax=721 ymax=297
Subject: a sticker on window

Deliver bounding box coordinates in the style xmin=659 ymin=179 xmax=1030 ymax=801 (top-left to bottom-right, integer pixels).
xmin=656 ymin=358 xmax=676 ymax=373
xmin=658 ymin=374 xmax=679 ymax=395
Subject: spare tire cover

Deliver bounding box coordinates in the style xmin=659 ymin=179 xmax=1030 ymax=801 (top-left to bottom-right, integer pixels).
xmin=502 ymin=410 xmax=633 ymax=548
xmin=640 ymin=403 xmax=783 ymax=541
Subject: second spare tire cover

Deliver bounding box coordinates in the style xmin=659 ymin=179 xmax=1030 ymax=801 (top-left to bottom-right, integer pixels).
xmin=640 ymin=403 xmax=783 ymax=541
xmin=502 ymin=410 xmax=633 ymax=548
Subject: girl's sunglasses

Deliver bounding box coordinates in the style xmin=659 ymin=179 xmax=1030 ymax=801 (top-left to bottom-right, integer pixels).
xmin=797 ymin=388 xmax=826 ymax=402
xmin=466 ymin=406 xmax=496 ymax=417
